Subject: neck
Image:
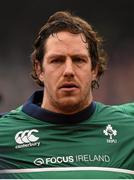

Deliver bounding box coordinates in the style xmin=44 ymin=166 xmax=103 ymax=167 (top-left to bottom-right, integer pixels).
xmin=41 ymin=94 xmax=93 ymax=115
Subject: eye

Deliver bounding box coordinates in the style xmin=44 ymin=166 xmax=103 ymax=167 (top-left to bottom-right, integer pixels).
xmin=50 ymin=58 xmax=64 ymax=64
xmin=73 ymin=57 xmax=87 ymax=64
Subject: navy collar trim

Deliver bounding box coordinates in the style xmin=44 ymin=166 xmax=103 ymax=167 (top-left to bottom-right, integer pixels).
xmin=22 ymin=90 xmax=96 ymax=124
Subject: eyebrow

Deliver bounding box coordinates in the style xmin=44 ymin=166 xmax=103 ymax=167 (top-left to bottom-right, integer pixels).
xmin=47 ymin=54 xmax=89 ymax=59
xmin=71 ymin=54 xmax=89 ymax=59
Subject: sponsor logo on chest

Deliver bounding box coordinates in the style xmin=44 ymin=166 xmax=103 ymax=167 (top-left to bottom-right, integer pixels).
xmin=15 ymin=129 xmax=40 ymax=149
xmin=34 ymin=154 xmax=111 ymax=166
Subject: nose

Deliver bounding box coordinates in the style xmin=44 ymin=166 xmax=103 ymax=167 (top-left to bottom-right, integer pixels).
xmin=63 ymin=58 xmax=75 ymax=77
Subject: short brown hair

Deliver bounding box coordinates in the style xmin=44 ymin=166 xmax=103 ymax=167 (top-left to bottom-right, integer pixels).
xmin=31 ymin=11 xmax=108 ymax=88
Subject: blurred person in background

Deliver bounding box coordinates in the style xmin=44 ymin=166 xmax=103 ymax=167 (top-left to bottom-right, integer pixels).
xmin=0 ymin=11 xmax=134 ymax=179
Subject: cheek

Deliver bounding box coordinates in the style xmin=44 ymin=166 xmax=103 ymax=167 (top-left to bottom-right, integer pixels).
xmin=44 ymin=74 xmax=58 ymax=92
xmin=83 ymin=79 xmax=91 ymax=89
xmin=79 ymin=70 xmax=93 ymax=84
xmin=79 ymin=72 xmax=94 ymax=93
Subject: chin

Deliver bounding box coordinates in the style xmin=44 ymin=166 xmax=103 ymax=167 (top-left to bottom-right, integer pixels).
xmin=60 ymin=97 xmax=79 ymax=106
xmin=58 ymin=99 xmax=82 ymax=113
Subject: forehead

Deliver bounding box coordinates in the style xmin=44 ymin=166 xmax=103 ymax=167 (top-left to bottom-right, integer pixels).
xmin=45 ymin=31 xmax=89 ymax=54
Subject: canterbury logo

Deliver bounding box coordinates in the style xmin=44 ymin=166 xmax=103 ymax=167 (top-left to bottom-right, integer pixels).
xmin=15 ymin=129 xmax=39 ymax=144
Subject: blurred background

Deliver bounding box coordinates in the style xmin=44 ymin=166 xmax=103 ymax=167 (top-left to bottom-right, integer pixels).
xmin=0 ymin=0 xmax=134 ymax=112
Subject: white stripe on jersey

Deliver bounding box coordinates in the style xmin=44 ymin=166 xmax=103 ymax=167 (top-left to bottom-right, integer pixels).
xmin=0 ymin=166 xmax=134 ymax=175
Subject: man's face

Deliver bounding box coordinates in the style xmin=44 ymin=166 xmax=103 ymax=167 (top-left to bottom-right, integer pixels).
xmin=38 ymin=31 xmax=98 ymax=114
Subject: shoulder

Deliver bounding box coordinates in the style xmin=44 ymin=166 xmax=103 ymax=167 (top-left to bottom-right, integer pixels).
xmin=95 ymin=102 xmax=122 ymax=113
xmin=95 ymin=102 xmax=134 ymax=113
xmin=94 ymin=102 xmax=134 ymax=123
xmin=0 ymin=106 xmax=25 ymax=128
xmin=0 ymin=106 xmax=33 ymax=146
xmin=0 ymin=105 xmax=41 ymax=131
xmin=113 ymin=102 xmax=134 ymax=116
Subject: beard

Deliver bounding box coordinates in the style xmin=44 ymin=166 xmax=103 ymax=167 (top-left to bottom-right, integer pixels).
xmin=46 ymin=89 xmax=92 ymax=114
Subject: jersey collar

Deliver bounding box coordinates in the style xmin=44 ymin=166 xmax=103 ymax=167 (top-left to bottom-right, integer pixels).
xmin=22 ymin=90 xmax=96 ymax=124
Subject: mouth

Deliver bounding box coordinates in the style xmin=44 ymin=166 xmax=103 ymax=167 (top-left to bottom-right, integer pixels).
xmin=59 ymin=82 xmax=79 ymax=91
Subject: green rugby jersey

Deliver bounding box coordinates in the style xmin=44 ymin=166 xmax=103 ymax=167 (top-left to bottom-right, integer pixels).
xmin=114 ymin=103 xmax=134 ymax=116
xmin=0 ymin=91 xmax=134 ymax=179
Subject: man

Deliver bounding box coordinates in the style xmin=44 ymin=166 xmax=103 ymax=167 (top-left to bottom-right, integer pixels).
xmin=0 ymin=11 xmax=134 ymax=179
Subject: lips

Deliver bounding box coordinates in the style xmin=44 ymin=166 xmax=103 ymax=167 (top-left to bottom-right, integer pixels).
xmin=59 ymin=82 xmax=79 ymax=89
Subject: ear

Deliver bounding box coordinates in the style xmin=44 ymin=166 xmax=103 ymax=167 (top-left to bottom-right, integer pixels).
xmin=34 ymin=60 xmax=44 ymax=82
xmin=92 ymin=65 xmax=98 ymax=81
